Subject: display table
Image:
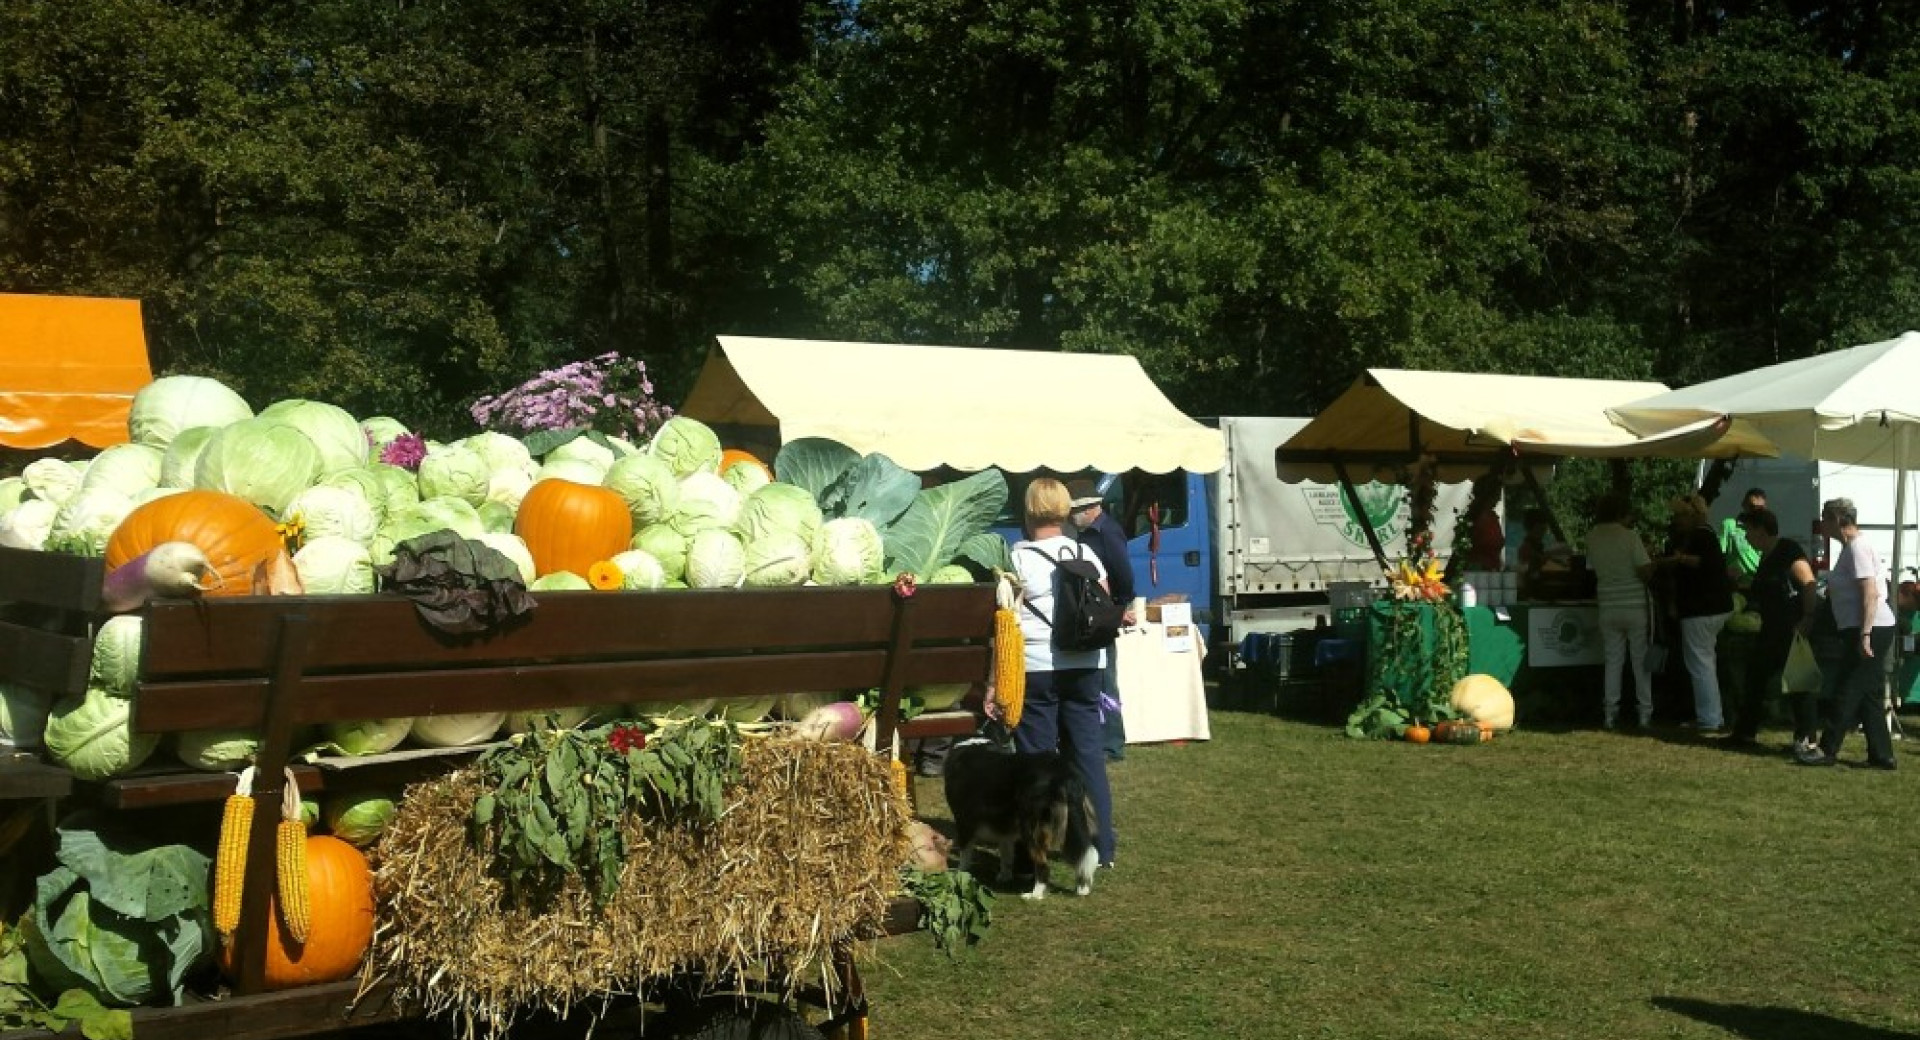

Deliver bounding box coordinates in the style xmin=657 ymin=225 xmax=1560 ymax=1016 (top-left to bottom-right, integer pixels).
xmin=1364 ymin=601 xmax=1525 ymax=704
xmin=1114 ymin=621 xmax=1210 ymax=744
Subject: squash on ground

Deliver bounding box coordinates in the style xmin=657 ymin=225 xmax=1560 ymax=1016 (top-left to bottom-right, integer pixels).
xmin=1449 ymin=674 xmax=1515 ymax=732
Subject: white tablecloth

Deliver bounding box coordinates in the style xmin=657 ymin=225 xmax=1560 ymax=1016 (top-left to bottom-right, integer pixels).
xmin=1113 ymin=622 xmax=1210 ymax=744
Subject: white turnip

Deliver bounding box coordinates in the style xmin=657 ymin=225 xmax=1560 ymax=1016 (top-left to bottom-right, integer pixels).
xmin=794 ymin=701 xmax=866 ymax=743
xmin=101 ymin=541 xmax=214 ymax=612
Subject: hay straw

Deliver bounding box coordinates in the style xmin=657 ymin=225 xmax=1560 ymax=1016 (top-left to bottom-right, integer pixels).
xmin=369 ymin=736 xmax=912 ymax=1039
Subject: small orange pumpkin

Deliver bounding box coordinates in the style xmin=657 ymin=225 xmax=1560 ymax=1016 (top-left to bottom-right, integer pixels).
xmin=105 ymin=490 xmax=288 ymax=597
xmin=514 ymin=478 xmax=633 ymax=578
xmin=1404 ymin=724 xmax=1431 ymax=744
xmin=219 ymin=834 xmax=374 ymax=990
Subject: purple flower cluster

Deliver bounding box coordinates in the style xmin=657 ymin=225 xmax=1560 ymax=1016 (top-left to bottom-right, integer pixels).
xmin=469 ymin=352 xmax=674 ymax=443
xmin=380 ymin=433 xmax=428 ymax=472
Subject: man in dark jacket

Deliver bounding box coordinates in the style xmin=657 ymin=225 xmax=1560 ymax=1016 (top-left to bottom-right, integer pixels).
xmin=1068 ymin=480 xmax=1136 ymax=760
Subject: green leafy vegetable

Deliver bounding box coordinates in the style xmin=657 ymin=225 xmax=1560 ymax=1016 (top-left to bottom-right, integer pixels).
xmin=901 ymin=866 xmax=993 ymax=955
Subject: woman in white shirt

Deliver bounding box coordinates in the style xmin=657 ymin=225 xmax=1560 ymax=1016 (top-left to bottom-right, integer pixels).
xmin=1011 ymin=477 xmax=1117 ymax=866
xmin=1584 ymin=493 xmax=1655 ymax=730
xmin=1796 ymin=497 xmax=1898 ymax=769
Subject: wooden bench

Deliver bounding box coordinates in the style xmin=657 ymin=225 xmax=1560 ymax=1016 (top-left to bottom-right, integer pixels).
xmin=0 ymin=545 xmax=994 ymax=1038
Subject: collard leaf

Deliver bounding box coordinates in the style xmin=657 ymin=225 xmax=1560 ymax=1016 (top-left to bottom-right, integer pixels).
xmin=884 ymin=469 xmax=1009 ymax=575
xmin=957 ymin=530 xmax=1013 ymax=572
xmin=772 ymin=438 xmax=860 ymax=501
xmin=521 ymin=426 xmax=590 ymax=458
xmin=823 ymin=453 xmax=919 ymax=526
xmin=55 ymin=820 xmax=210 ymax=922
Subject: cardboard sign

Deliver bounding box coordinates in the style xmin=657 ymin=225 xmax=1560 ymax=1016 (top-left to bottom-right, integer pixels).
xmin=1158 ymin=601 xmax=1195 ymax=653
xmin=1526 ymin=605 xmax=1603 ymax=667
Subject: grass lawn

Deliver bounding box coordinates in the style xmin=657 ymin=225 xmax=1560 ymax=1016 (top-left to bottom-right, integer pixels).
xmin=866 ymin=709 xmax=1920 ymax=1040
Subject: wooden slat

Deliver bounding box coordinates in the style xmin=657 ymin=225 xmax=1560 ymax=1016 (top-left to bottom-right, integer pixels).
xmin=0 ymin=757 xmax=71 ymax=800
xmin=897 ymin=711 xmax=982 ymax=740
xmin=0 ymin=546 xmax=103 ymax=613
xmin=133 ymin=646 xmax=991 ymax=733
xmin=0 ymin=979 xmax=408 ymax=1040
xmin=0 ymin=623 xmax=92 ymax=696
xmin=100 ymin=748 xmax=493 ymax=810
xmin=138 ymin=586 xmax=994 ymax=680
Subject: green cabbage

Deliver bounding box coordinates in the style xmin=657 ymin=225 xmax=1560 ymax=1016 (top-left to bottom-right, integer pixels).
xmin=378 ymin=497 xmax=486 ymax=547
xmin=742 ymin=532 xmax=811 ymax=587
xmin=286 ymin=484 xmax=379 ymax=544
xmin=811 ymin=517 xmax=885 ymax=585
xmin=545 ymin=435 xmax=617 ymax=475
xmin=723 ymin=459 xmax=772 ymax=497
xmin=317 ymin=468 xmax=390 ymax=525
xmin=687 ymin=529 xmax=747 ymax=588
xmin=293 ymin=536 xmax=377 ymax=594
xmin=604 ymin=453 xmax=681 ymax=527
xmin=23 ymin=458 xmax=83 ymax=507
xmin=129 ymin=374 xmax=253 ymax=448
xmin=534 ymin=458 xmax=605 ymax=486
xmin=714 ymin=697 xmax=777 ymax=723
xmin=460 ymin=432 xmax=536 ymax=479
xmin=158 ymin=426 xmax=218 ymax=488
xmin=0 ymin=476 xmax=26 ymax=517
xmin=323 ymin=717 xmax=413 ymax=756
xmin=486 ymin=467 xmax=534 ymax=512
xmin=631 ymin=524 xmax=690 ymax=582
xmin=671 ymin=471 xmax=741 ymax=534
xmin=504 ymin=707 xmax=596 ymax=734
xmin=88 ymin=616 xmax=144 ymax=694
xmin=0 ymin=498 xmax=57 ymax=549
xmin=647 ymin=416 xmax=723 ymax=477
xmin=193 ymin=417 xmax=322 ymax=514
xmin=737 ymin=482 xmax=822 ymax=548
xmin=258 ymin=398 xmax=369 ymax=478
xmin=0 ymin=681 xmax=53 ymax=748
xmin=80 ymin=443 xmax=163 ymax=497
xmin=475 ymin=532 xmax=536 ymax=583
xmin=173 ymin=729 xmax=259 ymax=771
xmin=927 ymin=564 xmax=976 ymax=584
xmin=360 ymin=415 xmax=412 ymax=460
xmin=23 ymin=819 xmax=213 ymax=1007
xmin=530 ymin=571 xmax=592 ymax=591
xmin=477 ymin=500 xmax=517 ymax=534
xmin=369 ymin=463 xmax=422 ymax=515
xmin=417 ymin=444 xmax=492 ymax=506
xmin=44 ymin=688 xmax=161 ymax=780
xmin=610 ymin=548 xmax=667 ymax=590
xmin=409 ymin=712 xmax=505 ymax=748
xmin=323 ymin=790 xmax=399 ymax=847
xmin=46 ymin=488 xmax=136 ymax=556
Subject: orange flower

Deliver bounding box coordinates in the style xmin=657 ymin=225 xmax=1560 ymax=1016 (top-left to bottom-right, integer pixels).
xmin=587 ymin=559 xmax=624 ymax=590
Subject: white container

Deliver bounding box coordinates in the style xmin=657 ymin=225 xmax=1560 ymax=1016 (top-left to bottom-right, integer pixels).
xmin=1458 ymin=582 xmax=1477 ymax=609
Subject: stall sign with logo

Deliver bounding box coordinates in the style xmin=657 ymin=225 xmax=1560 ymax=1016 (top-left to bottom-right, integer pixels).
xmin=1527 ymin=606 xmax=1603 ymax=667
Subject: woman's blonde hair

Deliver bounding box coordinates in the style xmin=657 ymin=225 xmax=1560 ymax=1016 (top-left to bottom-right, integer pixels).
xmin=1025 ymin=477 xmax=1072 ymax=527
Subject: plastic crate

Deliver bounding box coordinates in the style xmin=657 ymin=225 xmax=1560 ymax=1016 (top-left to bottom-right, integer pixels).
xmin=1327 ymin=581 xmax=1375 ymax=613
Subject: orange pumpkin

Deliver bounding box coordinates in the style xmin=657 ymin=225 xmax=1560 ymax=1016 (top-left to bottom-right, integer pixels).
xmin=105 ymin=490 xmax=288 ymax=597
xmin=514 ymin=479 xmax=633 ymax=578
xmin=219 ymin=834 xmax=374 ymax=990
xmin=718 ymin=448 xmax=771 ymax=481
xmin=1404 ymin=724 xmax=1431 ymax=744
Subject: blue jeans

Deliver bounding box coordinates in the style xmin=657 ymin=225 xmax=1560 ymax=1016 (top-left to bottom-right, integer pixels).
xmin=1014 ymin=667 xmax=1116 ymax=864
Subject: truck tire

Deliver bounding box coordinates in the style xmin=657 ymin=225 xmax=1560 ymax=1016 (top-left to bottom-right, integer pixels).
xmin=677 ymin=1000 xmax=825 ymax=1040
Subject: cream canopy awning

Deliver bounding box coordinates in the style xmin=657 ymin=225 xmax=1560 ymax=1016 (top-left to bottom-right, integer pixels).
xmin=678 ymin=335 xmax=1227 ymax=473
xmin=1276 ymin=368 xmax=1775 ymax=483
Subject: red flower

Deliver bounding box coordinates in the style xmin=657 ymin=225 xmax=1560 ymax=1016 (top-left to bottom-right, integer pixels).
xmin=607 ymin=724 xmax=647 ymax=754
xmin=892 ymin=572 xmax=918 ymax=599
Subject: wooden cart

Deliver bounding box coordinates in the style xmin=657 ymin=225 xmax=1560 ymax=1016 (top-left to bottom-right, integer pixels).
xmin=0 ymin=545 xmax=992 ymax=1039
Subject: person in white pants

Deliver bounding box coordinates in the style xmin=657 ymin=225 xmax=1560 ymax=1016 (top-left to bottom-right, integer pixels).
xmin=1657 ymin=494 xmax=1735 ymax=732
xmin=1585 ymin=494 xmax=1656 ymax=728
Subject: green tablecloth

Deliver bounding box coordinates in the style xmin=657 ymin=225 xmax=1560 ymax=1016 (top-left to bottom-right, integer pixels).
xmin=1364 ymin=602 xmax=1524 ymax=704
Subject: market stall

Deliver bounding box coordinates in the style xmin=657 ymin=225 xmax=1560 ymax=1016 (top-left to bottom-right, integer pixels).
xmin=1274 ymin=368 xmax=1774 ymax=731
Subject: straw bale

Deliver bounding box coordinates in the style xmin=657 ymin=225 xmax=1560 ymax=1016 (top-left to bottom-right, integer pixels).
xmin=368 ymin=735 xmax=912 ymax=1039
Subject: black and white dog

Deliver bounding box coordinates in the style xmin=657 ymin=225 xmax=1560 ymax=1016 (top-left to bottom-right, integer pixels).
xmin=941 ymin=738 xmax=1099 ymax=900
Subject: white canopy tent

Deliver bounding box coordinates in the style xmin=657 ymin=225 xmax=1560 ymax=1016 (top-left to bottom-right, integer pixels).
xmin=678 ymin=335 xmax=1227 ymax=474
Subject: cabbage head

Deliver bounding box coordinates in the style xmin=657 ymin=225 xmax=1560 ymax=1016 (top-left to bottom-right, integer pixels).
xmin=460 ymin=432 xmax=536 ymax=479
xmin=545 ymin=435 xmax=617 ymax=475
xmin=504 ymin=707 xmax=595 ymax=734
xmin=378 ymin=497 xmax=485 ymax=546
xmin=158 ymin=427 xmax=218 ymax=489
xmin=417 ymin=444 xmax=492 ymax=506
xmin=258 ymin=399 xmax=368 ymax=478
xmin=735 ymin=482 xmax=822 ymax=547
xmin=173 ymin=729 xmax=258 ymax=771
xmin=475 ymin=532 xmax=536 ymax=584
xmin=671 ymin=471 xmax=740 ymax=534
xmin=927 ymin=564 xmax=976 ymax=584
xmin=530 ymin=571 xmax=592 ymax=591
xmin=130 ymin=374 xmax=253 ymax=448
xmin=604 ymin=453 xmax=680 ymax=526
xmin=631 ymin=524 xmax=689 ymax=582
xmin=80 ymin=443 xmax=163 ymax=497
xmin=610 ymin=548 xmax=667 ymax=590
xmin=44 ymin=688 xmax=160 ymax=780
xmin=714 ymin=696 xmax=777 ymax=723
xmin=534 ymin=458 xmax=605 ymax=486
xmin=0 ymin=681 xmax=53 ymax=748
xmin=477 ymin=501 xmax=516 ymax=534
xmin=89 ymin=616 xmax=144 ymax=694
xmin=0 ymin=476 xmax=25 ymax=517
xmin=286 ymin=484 xmax=378 ymax=544
xmin=0 ymin=498 xmax=57 ymax=550
xmin=811 ymin=517 xmax=885 ymax=585
xmin=323 ymin=790 xmax=399 ymax=847
xmin=687 ymin=529 xmax=747 ymax=589
xmin=742 ymin=532 xmax=811 ymax=587
xmin=23 ymin=458 xmax=83 ymax=507
xmin=23 ymin=820 xmax=214 ymax=1007
xmin=369 ymin=463 xmax=422 ymax=515
xmin=46 ymin=488 xmax=136 ymax=556
xmin=723 ymin=459 xmax=772 ymax=497
xmin=486 ymin=467 xmax=534 ymax=512
xmin=293 ymin=536 xmax=377 ymax=594
xmin=360 ymin=415 xmax=412 ymax=460
xmin=410 ymin=712 xmax=504 ymax=748
xmin=193 ymin=418 xmax=322 ymax=514
xmin=647 ymin=416 xmax=722 ymax=477
xmin=324 ymin=717 xmax=413 ymax=756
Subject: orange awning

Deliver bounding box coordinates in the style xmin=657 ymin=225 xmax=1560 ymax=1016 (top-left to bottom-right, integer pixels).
xmin=0 ymin=294 xmax=152 ymax=450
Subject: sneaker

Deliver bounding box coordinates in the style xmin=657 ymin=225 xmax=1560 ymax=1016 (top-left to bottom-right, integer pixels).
xmin=1794 ymin=743 xmax=1837 ymax=767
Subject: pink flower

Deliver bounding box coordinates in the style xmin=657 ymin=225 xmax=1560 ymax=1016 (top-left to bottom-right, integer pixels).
xmin=380 ymin=433 xmax=428 ymax=472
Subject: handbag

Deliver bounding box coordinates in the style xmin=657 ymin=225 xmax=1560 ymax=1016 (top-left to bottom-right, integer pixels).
xmin=1781 ymin=632 xmax=1823 ymax=694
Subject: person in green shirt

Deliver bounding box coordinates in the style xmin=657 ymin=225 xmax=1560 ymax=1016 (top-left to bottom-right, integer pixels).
xmin=1719 ymin=487 xmax=1766 ymax=586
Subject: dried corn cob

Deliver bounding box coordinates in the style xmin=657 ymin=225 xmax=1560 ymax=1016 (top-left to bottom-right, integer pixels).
xmin=888 ymin=756 xmax=909 ymax=800
xmin=275 ymin=768 xmax=311 ymax=944
xmin=213 ymin=767 xmax=257 ymax=937
xmin=992 ymin=575 xmax=1026 ymax=728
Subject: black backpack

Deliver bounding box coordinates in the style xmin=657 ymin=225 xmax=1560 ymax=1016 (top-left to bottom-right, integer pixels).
xmin=1022 ymin=545 xmax=1124 ymax=652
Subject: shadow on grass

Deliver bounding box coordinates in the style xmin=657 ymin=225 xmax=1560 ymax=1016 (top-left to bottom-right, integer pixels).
xmin=1652 ymin=997 xmax=1918 ymax=1039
